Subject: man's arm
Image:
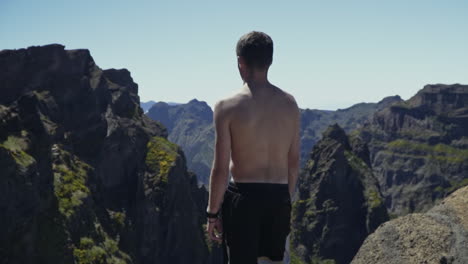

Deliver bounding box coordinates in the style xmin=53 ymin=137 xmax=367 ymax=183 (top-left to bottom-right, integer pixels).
xmin=288 ymin=100 xmax=301 ymax=199
xmin=207 ymin=100 xmax=231 ymax=214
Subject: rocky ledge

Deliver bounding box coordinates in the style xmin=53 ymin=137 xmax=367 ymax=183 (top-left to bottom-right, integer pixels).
xmin=352 ymin=185 xmax=468 ymax=264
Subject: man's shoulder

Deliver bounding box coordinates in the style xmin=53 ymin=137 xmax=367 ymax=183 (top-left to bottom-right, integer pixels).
xmin=214 ymin=93 xmax=246 ymax=113
xmin=272 ymin=85 xmax=299 ymax=110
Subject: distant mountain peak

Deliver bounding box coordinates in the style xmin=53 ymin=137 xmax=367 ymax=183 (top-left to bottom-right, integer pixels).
xmin=188 ymin=98 xmax=210 ymax=107
xmin=406 ymin=83 xmax=468 ymax=113
xmin=377 ymin=95 xmax=402 ymax=105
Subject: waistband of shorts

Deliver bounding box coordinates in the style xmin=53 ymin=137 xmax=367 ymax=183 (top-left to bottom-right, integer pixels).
xmin=227 ymin=181 xmax=289 ymax=198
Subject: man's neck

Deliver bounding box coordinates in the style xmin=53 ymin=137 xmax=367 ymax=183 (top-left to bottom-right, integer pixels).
xmin=243 ymin=70 xmax=270 ymax=93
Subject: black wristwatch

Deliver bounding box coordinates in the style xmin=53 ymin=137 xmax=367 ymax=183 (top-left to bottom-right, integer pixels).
xmin=206 ymin=210 xmax=220 ymax=219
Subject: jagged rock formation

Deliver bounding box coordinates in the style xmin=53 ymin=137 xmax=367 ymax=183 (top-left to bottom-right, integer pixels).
xmin=352 ymin=185 xmax=468 ymax=264
xmin=0 ymin=44 xmax=222 ymax=264
xmin=299 ymin=96 xmax=402 ymax=167
xmin=146 ymin=99 xmax=215 ymax=185
xmin=360 ymin=84 xmax=468 ymax=216
xmin=290 ymin=124 xmax=389 ymax=264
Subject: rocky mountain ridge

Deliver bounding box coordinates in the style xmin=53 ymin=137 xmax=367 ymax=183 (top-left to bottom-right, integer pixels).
xmin=360 ymin=84 xmax=468 ymax=215
xmin=290 ymin=124 xmax=389 ymax=264
xmin=0 ymin=44 xmax=222 ymax=264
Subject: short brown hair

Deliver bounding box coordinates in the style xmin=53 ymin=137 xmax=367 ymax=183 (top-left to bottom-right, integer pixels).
xmin=236 ymin=31 xmax=273 ymax=69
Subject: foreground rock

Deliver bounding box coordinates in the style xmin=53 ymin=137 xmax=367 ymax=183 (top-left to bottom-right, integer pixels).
xmin=352 ymin=185 xmax=468 ymax=264
xmin=290 ymin=124 xmax=389 ymax=264
xmin=0 ymin=44 xmax=222 ymax=263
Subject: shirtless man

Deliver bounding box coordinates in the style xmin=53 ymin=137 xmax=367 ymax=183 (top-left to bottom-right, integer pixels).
xmin=206 ymin=31 xmax=300 ymax=264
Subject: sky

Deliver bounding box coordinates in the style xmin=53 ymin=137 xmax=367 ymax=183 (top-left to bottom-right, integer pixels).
xmin=1 ymin=0 xmax=467 ymax=110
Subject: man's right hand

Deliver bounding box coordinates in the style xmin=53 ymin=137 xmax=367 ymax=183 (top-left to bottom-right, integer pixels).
xmin=206 ymin=217 xmax=223 ymax=243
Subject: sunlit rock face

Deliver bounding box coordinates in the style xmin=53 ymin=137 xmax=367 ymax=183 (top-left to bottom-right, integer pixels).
xmin=352 ymin=185 xmax=468 ymax=264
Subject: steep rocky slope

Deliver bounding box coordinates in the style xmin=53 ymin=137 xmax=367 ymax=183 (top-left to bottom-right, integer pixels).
xmin=360 ymin=84 xmax=468 ymax=216
xmin=352 ymin=185 xmax=468 ymax=264
xmin=0 ymin=44 xmax=222 ymax=264
xmin=290 ymin=124 xmax=388 ymax=264
xmin=146 ymin=99 xmax=214 ymax=185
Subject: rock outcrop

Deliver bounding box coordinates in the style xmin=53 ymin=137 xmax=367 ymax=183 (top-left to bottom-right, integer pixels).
xmin=290 ymin=124 xmax=389 ymax=264
xmin=360 ymin=84 xmax=468 ymax=216
xmin=147 ymin=99 xmax=215 ymax=185
xmin=0 ymin=44 xmax=222 ymax=263
xmin=352 ymin=185 xmax=468 ymax=264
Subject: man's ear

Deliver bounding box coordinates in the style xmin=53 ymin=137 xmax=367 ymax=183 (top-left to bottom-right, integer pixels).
xmin=237 ymin=56 xmax=245 ymax=69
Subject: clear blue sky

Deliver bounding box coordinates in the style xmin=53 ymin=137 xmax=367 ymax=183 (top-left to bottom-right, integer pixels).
xmin=1 ymin=0 xmax=467 ymax=110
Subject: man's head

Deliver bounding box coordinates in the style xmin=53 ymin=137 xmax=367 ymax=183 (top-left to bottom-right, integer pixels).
xmin=236 ymin=31 xmax=273 ymax=77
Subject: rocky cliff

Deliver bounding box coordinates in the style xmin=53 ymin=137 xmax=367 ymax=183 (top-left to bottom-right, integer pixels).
xmin=146 ymin=99 xmax=215 ymax=185
xmin=360 ymin=84 xmax=468 ymax=216
xmin=290 ymin=124 xmax=388 ymax=264
xmin=0 ymin=44 xmax=222 ymax=263
xmin=352 ymin=185 xmax=468 ymax=264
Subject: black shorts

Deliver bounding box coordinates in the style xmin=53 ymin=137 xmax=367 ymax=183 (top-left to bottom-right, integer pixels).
xmin=221 ymin=181 xmax=291 ymax=264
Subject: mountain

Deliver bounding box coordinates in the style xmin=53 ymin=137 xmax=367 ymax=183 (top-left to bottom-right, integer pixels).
xmin=146 ymin=99 xmax=214 ymax=185
xmin=359 ymin=84 xmax=468 ymax=216
xmin=352 ymin=185 xmax=468 ymax=264
xmin=299 ymin=95 xmax=402 ymax=167
xmin=290 ymin=124 xmax=388 ymax=264
xmin=0 ymin=44 xmax=223 ymax=263
xmin=140 ymin=101 xmax=181 ymax=113
xmin=140 ymin=100 xmax=157 ymax=112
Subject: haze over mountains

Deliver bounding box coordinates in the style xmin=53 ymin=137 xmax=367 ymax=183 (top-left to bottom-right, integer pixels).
xmin=1 ymin=44 xmax=467 ymax=264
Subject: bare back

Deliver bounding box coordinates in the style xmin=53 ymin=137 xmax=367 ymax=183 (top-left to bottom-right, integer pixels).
xmin=223 ymin=85 xmax=297 ymax=184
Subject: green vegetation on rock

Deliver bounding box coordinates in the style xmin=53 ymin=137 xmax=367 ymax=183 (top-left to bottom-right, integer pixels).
xmin=108 ymin=210 xmax=126 ymax=229
xmin=145 ymin=136 xmax=178 ymax=184
xmin=344 ymin=150 xmax=369 ymax=173
xmin=73 ymin=233 xmax=131 ymax=264
xmin=365 ymin=190 xmax=383 ymax=209
xmin=52 ymin=146 xmax=93 ymax=218
xmin=386 ymin=139 xmax=468 ymax=163
xmin=0 ymin=135 xmax=35 ymax=167
xmin=289 ymin=251 xmax=307 ymax=264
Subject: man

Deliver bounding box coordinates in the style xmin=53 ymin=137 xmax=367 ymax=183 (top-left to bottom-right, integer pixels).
xmin=206 ymin=31 xmax=300 ymax=264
